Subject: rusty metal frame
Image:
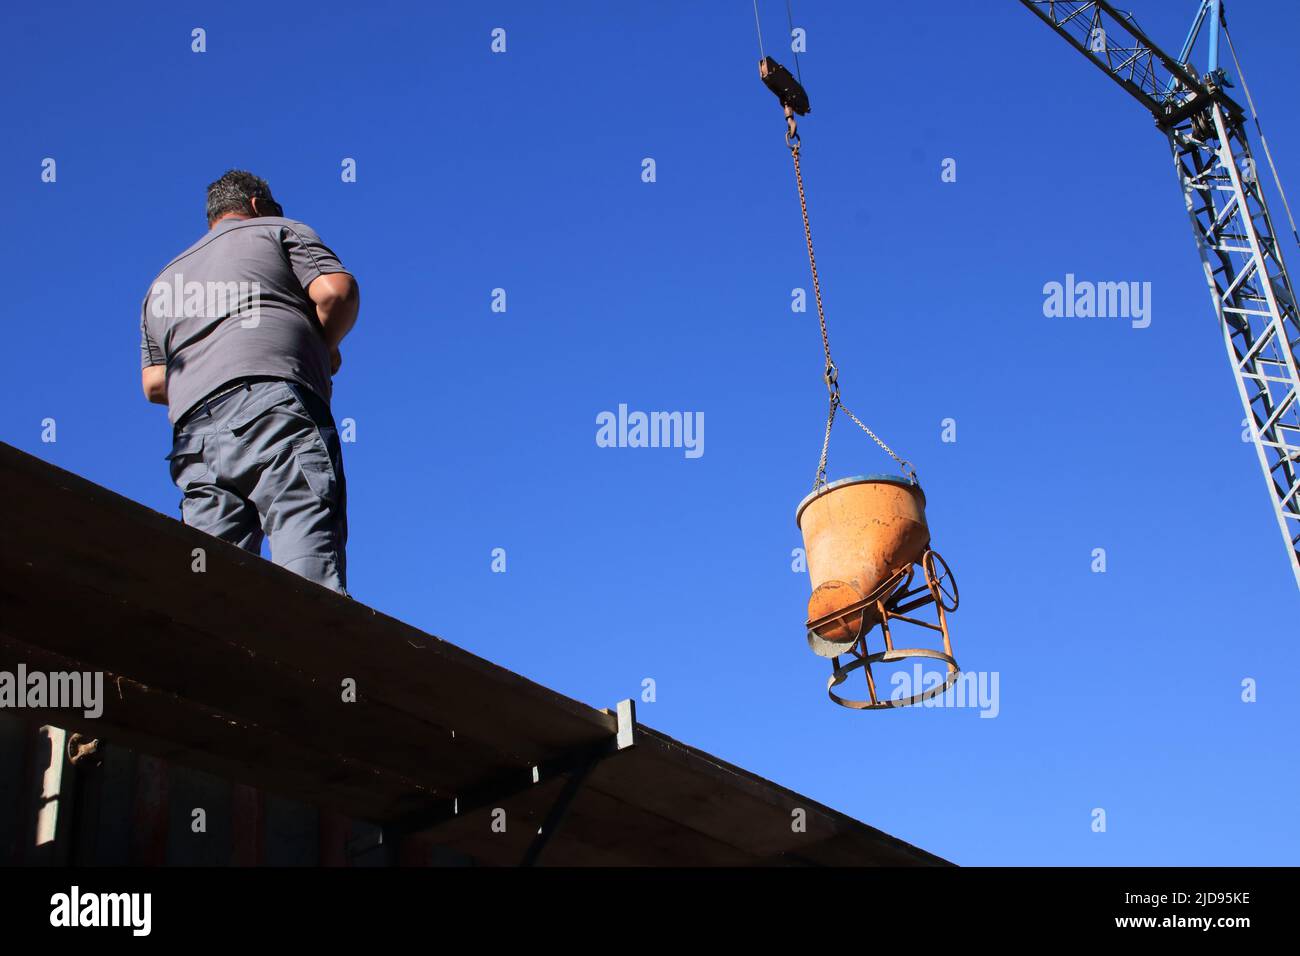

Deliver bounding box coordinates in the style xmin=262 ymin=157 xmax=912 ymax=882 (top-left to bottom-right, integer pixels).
xmin=806 ymin=550 xmax=959 ymax=710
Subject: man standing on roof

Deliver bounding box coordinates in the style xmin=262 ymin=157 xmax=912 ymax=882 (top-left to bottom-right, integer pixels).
xmin=140 ymin=170 xmax=359 ymax=595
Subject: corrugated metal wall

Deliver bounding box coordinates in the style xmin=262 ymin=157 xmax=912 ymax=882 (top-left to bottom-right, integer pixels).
xmin=0 ymin=714 xmax=474 ymax=866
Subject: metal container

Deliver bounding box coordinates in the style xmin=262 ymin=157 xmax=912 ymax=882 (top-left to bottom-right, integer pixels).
xmin=795 ymin=475 xmax=930 ymax=656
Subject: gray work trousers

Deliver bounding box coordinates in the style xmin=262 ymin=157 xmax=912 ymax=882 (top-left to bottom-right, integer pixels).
xmin=166 ymin=378 xmax=348 ymax=594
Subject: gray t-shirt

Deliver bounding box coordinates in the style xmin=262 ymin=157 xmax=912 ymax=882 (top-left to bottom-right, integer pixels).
xmin=140 ymin=216 xmax=348 ymax=424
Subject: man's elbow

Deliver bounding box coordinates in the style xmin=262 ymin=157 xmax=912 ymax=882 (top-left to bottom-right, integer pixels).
xmin=312 ymin=273 xmax=359 ymax=312
xmin=311 ymin=273 xmax=359 ymax=349
xmin=142 ymin=367 xmax=168 ymax=404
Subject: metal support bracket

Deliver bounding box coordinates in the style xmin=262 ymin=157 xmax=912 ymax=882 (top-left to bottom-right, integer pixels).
xmin=521 ymin=698 xmax=636 ymax=866
xmin=385 ymin=698 xmax=638 ymax=863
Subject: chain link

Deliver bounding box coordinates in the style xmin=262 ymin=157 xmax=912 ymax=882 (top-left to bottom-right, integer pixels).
xmin=839 ymin=402 xmax=916 ymax=482
xmin=789 ymin=139 xmax=833 ymax=381
xmin=814 ymin=392 xmax=837 ymax=490
xmin=789 ymin=136 xmax=915 ymax=490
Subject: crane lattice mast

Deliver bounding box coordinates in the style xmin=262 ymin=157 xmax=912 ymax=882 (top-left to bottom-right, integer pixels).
xmin=1021 ymin=0 xmax=1300 ymax=590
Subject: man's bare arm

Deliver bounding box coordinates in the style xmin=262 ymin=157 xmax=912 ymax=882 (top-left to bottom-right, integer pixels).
xmin=308 ymin=272 xmax=359 ymax=352
xmin=142 ymin=365 xmax=167 ymax=405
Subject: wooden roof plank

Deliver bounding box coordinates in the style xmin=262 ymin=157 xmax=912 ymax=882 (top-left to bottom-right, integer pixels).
xmin=587 ymin=727 xmax=947 ymax=865
xmin=0 ymin=443 xmax=613 ymax=766
xmin=0 ymin=634 xmax=436 ymax=821
xmin=0 ymin=569 xmax=519 ymax=798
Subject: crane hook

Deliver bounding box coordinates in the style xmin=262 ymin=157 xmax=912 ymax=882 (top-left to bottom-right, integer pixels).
xmin=760 ymin=55 xmax=809 ymax=148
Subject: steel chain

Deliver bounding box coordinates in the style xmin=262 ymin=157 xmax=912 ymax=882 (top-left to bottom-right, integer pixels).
xmin=789 ymin=138 xmax=915 ymax=490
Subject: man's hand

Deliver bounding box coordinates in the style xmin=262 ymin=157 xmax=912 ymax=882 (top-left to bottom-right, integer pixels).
xmin=141 ymin=365 xmax=167 ymax=405
xmin=330 ymin=346 xmax=343 ymax=376
xmin=307 ymin=272 xmax=359 ymax=351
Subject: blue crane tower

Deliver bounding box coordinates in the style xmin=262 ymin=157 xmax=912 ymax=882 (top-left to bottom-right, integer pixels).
xmin=1022 ymin=0 xmax=1300 ymax=590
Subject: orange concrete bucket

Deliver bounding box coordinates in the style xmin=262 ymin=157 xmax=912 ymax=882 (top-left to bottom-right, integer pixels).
xmin=795 ymin=475 xmax=930 ymax=657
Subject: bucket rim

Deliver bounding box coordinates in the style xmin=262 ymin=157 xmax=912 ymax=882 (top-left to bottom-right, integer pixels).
xmin=795 ymin=474 xmax=925 ymax=528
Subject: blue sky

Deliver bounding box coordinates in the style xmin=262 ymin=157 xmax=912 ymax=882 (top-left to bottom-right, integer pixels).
xmin=2 ymin=0 xmax=1298 ymax=865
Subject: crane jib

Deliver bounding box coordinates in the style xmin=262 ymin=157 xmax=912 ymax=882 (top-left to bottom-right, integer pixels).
xmin=1018 ymin=0 xmax=1243 ymax=126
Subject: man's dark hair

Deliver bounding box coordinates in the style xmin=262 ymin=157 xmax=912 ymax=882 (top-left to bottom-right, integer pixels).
xmin=206 ymin=169 xmax=282 ymax=223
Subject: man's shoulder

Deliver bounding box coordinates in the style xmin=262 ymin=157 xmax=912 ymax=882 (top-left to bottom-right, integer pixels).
xmin=155 ymin=219 xmax=302 ymax=270
xmin=144 ymin=218 xmax=332 ymax=301
xmin=245 ymin=216 xmax=323 ymax=238
xmin=155 ymin=229 xmax=219 ymax=274
xmin=202 ymin=216 xmax=320 ymax=242
xmin=143 ymin=230 xmax=216 ymax=313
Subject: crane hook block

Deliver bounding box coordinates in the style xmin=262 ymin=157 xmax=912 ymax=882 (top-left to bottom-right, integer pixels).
xmin=759 ymin=57 xmax=810 ymax=115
